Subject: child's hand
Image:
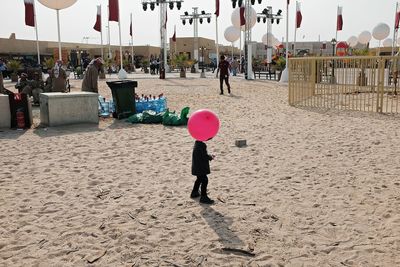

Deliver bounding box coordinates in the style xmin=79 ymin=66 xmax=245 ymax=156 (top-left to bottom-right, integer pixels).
xmin=211 ymin=154 xmax=216 ymax=160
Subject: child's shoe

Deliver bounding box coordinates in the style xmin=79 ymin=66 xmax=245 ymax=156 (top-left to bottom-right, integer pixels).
xmin=190 ymin=191 xmax=200 ymax=198
xmin=200 ymin=196 xmax=215 ymax=204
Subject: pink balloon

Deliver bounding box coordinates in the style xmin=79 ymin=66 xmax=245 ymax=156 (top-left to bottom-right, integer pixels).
xmin=188 ymin=109 xmax=220 ymax=141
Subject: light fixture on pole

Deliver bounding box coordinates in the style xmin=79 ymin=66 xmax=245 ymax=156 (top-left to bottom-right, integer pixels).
xmin=181 ymin=8 xmax=212 ymax=73
xmin=142 ymin=0 xmax=184 ymax=79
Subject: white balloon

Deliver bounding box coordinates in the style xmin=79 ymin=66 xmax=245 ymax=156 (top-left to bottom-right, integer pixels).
xmin=231 ymin=7 xmax=257 ymax=31
xmin=358 ymin=31 xmax=372 ymax=44
xmin=38 ymin=0 xmax=77 ymax=10
xmin=224 ymin=26 xmax=241 ymax=43
xmin=372 ymin=23 xmax=390 ymax=41
xmin=347 ymin=36 xmax=358 ymax=47
xmin=262 ymin=33 xmax=275 ymax=46
xmin=383 ymin=38 xmax=393 ymax=47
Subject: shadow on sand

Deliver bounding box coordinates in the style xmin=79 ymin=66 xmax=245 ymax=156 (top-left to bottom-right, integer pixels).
xmin=201 ymin=205 xmax=251 ymax=257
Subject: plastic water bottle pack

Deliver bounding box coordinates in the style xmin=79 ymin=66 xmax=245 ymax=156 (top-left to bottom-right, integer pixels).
xmin=135 ymin=94 xmax=167 ymax=114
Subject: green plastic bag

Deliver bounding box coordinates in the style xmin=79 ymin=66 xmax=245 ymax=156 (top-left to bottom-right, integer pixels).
xmin=142 ymin=110 xmax=163 ymax=123
xmin=126 ymin=113 xmax=143 ymax=123
xmin=162 ymin=107 xmax=190 ymax=126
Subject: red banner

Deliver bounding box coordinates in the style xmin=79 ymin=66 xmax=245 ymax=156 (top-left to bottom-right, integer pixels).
xmin=215 ymin=0 xmax=220 ymax=17
xmin=24 ymin=0 xmax=35 ymax=27
xmin=93 ymin=6 xmax=101 ymax=32
xmin=240 ymin=6 xmax=245 ymax=26
xmin=109 ymin=0 xmax=119 ymax=22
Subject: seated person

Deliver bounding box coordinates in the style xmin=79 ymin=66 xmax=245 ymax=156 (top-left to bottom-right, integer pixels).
xmin=51 ymin=60 xmax=67 ymax=92
xmin=44 ymin=70 xmax=53 ymax=93
xmin=22 ymin=72 xmax=44 ymax=105
xmin=15 ymin=73 xmax=30 ymax=93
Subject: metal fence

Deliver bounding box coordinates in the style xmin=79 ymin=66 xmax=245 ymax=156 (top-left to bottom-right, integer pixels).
xmin=288 ymin=56 xmax=400 ymax=114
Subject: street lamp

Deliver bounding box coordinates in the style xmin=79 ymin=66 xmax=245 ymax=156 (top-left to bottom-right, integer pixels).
xmin=331 ymin=38 xmax=337 ymax=84
xmin=141 ymin=0 xmax=184 ymax=79
xmin=181 ymin=8 xmax=212 ymax=73
xmin=256 ymin=7 xmax=283 ymax=65
xmin=199 ymin=46 xmax=207 ymax=78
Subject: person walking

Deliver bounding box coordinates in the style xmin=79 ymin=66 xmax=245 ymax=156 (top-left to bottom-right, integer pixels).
xmin=81 ymin=58 xmax=104 ymax=93
xmin=216 ymin=55 xmax=231 ymax=95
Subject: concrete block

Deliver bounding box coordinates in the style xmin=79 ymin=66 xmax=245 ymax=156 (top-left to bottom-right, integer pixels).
xmin=235 ymin=139 xmax=247 ymax=147
xmin=0 ymin=94 xmax=11 ymax=129
xmin=40 ymin=92 xmax=99 ymax=127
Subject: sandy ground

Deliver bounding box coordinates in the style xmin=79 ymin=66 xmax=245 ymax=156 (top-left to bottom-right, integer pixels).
xmin=0 ymin=72 xmax=400 ymax=267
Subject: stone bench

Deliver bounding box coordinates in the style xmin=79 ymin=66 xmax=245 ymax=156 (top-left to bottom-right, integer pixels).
xmin=0 ymin=94 xmax=11 ymax=129
xmin=40 ymin=92 xmax=99 ymax=127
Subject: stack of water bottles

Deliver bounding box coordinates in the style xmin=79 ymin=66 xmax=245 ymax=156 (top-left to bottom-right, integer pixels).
xmin=98 ymin=96 xmax=115 ymax=117
xmin=135 ymin=93 xmax=167 ymax=114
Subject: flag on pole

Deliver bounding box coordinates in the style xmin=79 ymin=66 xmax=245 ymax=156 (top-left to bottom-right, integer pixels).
xmin=94 ymin=5 xmax=102 ymax=32
xmin=396 ymin=8 xmax=400 ymax=29
xmin=172 ymin=27 xmax=176 ymax=42
xmin=240 ymin=6 xmax=245 ymax=26
xmin=24 ymin=0 xmax=35 ymax=27
xmin=164 ymin=10 xmax=168 ymax=29
xmin=337 ymin=6 xmax=343 ymax=31
xmin=130 ymin=15 xmax=133 ymax=36
xmin=287 ymin=0 xmax=290 ymax=5
xmin=296 ymin=2 xmax=302 ymax=28
xmin=215 ymin=0 xmax=220 ymax=17
xmin=109 ymin=0 xmax=119 ymax=22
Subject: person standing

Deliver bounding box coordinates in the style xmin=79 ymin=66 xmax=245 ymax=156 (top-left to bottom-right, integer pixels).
xmin=216 ymin=55 xmax=231 ymax=95
xmin=51 ymin=60 xmax=67 ymax=92
xmin=81 ymin=58 xmax=104 ymax=93
xmin=230 ymin=57 xmax=239 ymax=76
xmin=191 ymin=139 xmax=215 ymax=204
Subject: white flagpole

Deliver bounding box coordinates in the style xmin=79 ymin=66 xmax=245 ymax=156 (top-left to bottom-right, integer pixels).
xmin=131 ymin=13 xmax=134 ymax=66
xmin=56 ymin=9 xmax=62 ymax=61
xmin=215 ymin=13 xmax=219 ymax=77
xmin=392 ymin=2 xmax=399 ymax=56
xmin=293 ymin=2 xmax=298 ymax=57
xmin=280 ymin=0 xmax=290 ymax=83
xmin=33 ymin=0 xmax=40 ymax=65
xmin=107 ymin=4 xmax=111 ymax=59
xmin=118 ymin=14 xmax=123 ymax=70
xmin=239 ymin=31 xmax=242 ymax=72
xmin=100 ymin=5 xmax=104 ymax=59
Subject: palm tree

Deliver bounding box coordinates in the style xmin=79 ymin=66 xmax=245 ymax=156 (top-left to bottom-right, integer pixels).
xmin=172 ymin=54 xmax=191 ymax=78
xmin=7 ymin=60 xmax=22 ymax=82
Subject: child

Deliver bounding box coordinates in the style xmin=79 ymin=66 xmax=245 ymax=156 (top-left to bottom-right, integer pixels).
xmin=191 ymin=140 xmax=215 ymax=204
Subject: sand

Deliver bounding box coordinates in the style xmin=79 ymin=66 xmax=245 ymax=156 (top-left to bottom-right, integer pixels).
xmin=0 ymin=73 xmax=400 ymax=266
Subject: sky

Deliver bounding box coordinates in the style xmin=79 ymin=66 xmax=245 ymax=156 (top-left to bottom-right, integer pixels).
xmin=0 ymin=0 xmax=398 ymax=48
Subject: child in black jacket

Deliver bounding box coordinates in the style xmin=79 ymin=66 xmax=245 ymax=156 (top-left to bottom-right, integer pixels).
xmin=191 ymin=140 xmax=215 ymax=204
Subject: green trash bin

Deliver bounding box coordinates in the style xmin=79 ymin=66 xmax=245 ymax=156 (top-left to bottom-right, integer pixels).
xmin=106 ymin=80 xmax=138 ymax=119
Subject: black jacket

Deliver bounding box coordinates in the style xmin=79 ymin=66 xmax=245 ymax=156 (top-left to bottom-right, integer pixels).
xmin=191 ymin=141 xmax=213 ymax=176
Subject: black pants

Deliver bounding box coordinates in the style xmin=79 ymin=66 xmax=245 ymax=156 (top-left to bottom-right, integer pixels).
xmin=219 ymin=75 xmax=231 ymax=94
xmin=193 ymin=175 xmax=208 ymax=196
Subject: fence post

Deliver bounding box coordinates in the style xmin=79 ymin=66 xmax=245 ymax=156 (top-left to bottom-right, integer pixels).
xmin=288 ymin=59 xmax=293 ymax=105
xmin=376 ymin=57 xmax=385 ymax=113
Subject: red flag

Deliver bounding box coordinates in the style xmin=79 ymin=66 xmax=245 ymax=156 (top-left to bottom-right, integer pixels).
xmin=172 ymin=28 xmax=176 ymax=42
xmin=130 ymin=16 xmax=133 ymax=37
xmin=164 ymin=10 xmax=168 ymax=29
xmin=215 ymin=0 xmax=220 ymax=17
xmin=296 ymin=2 xmax=302 ymax=28
xmin=108 ymin=0 xmax=119 ymax=22
xmin=337 ymin=6 xmax=343 ymax=31
xmin=287 ymin=0 xmax=290 ymax=5
xmin=396 ymin=11 xmax=400 ymax=29
xmin=93 ymin=5 xmax=102 ymax=32
xmin=24 ymin=0 xmax=35 ymax=27
xmin=240 ymin=6 xmax=245 ymax=26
